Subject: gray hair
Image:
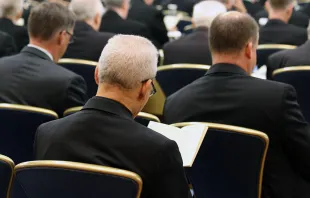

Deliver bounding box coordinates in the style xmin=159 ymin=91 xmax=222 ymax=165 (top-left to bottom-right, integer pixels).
xmin=0 ymin=0 xmax=23 ymax=18
xmin=69 ymin=0 xmax=105 ymax=21
xmin=193 ymin=1 xmax=227 ymax=28
xmin=103 ymin=0 xmax=125 ymax=8
xmin=98 ymin=35 xmax=158 ymax=89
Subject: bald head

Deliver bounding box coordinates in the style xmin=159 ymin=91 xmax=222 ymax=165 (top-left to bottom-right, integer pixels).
xmin=209 ymin=11 xmax=259 ymax=55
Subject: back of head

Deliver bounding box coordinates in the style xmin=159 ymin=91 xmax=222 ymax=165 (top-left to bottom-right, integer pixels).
xmin=0 ymin=0 xmax=23 ymax=19
xmin=103 ymin=0 xmax=124 ymax=8
xmin=69 ymin=0 xmax=105 ymax=21
xmin=193 ymin=0 xmax=227 ymax=28
xmin=268 ymin=0 xmax=293 ymax=10
xmin=98 ymin=35 xmax=158 ymax=89
xmin=28 ymin=2 xmax=75 ymax=41
xmin=209 ymin=11 xmax=259 ymax=55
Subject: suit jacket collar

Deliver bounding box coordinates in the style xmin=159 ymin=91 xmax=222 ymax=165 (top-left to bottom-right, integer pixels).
xmin=74 ymin=21 xmax=95 ymax=32
xmin=206 ymin=63 xmax=248 ymax=76
xmin=195 ymin=26 xmax=208 ymax=33
xmin=83 ymin=96 xmax=133 ymax=119
xmin=266 ymin=19 xmax=287 ymax=26
xmin=103 ymin=10 xmax=124 ymax=21
xmin=21 ymin=46 xmax=53 ymax=62
xmin=0 ymin=18 xmax=14 ymax=26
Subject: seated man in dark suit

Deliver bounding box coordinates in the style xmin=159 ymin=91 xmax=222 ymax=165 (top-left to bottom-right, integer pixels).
xmin=267 ymin=40 xmax=310 ymax=78
xmin=163 ymin=0 xmax=226 ymax=65
xmin=0 ymin=2 xmax=88 ymax=116
xmin=0 ymin=31 xmax=17 ymax=58
xmin=64 ymin=0 xmax=114 ymax=61
xmin=35 ymin=35 xmax=191 ymax=198
xmin=164 ymin=11 xmax=310 ymax=198
xmin=128 ymin=0 xmax=168 ymax=48
xmin=0 ymin=0 xmax=29 ymax=51
xmin=100 ymin=0 xmax=158 ymax=47
xmin=259 ymin=0 xmax=307 ymax=45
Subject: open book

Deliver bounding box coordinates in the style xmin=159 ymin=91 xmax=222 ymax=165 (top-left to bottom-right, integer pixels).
xmin=148 ymin=122 xmax=208 ymax=167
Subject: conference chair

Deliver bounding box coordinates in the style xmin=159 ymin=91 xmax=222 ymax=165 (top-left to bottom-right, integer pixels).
xmin=273 ymin=66 xmax=310 ymax=123
xmin=58 ymin=58 xmax=98 ymax=98
xmin=0 ymin=154 xmax=14 ymax=198
xmin=63 ymin=107 xmax=160 ymax=126
xmin=257 ymin=44 xmax=296 ymax=67
xmin=0 ymin=104 xmax=58 ymax=164
xmin=177 ymin=16 xmax=192 ymax=34
xmin=172 ymin=122 xmax=269 ymax=198
xmin=14 ymin=161 xmax=142 ymax=198
xmin=156 ymin=64 xmax=210 ymax=97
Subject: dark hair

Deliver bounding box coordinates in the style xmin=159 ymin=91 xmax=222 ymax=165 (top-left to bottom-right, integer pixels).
xmin=269 ymin=0 xmax=293 ymax=10
xmin=209 ymin=12 xmax=259 ymax=54
xmin=28 ymin=2 xmax=76 ymax=40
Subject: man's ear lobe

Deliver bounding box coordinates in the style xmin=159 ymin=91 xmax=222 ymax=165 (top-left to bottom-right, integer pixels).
xmin=95 ymin=66 xmax=99 ymax=85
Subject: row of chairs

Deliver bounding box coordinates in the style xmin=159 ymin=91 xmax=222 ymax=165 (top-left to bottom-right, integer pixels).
xmin=1 ymin=121 xmax=269 ymax=198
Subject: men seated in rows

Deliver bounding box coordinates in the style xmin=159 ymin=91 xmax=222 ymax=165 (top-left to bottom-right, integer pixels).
xmin=0 ymin=0 xmax=29 ymax=51
xmin=35 ymin=35 xmax=191 ymax=198
xmin=63 ymin=0 xmax=114 ymax=61
xmin=0 ymin=2 xmax=87 ymax=116
xmin=259 ymin=0 xmax=308 ymax=45
xmin=128 ymin=0 xmax=168 ymax=48
xmin=163 ymin=0 xmax=226 ymax=65
xmin=100 ymin=0 xmax=159 ymax=47
xmin=267 ymin=40 xmax=310 ymax=78
xmin=164 ymin=11 xmax=310 ymax=198
xmin=0 ymin=31 xmax=16 ymax=58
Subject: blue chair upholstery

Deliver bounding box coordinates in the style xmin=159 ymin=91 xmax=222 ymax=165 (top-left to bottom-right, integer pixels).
xmin=257 ymin=44 xmax=296 ymax=67
xmin=0 ymin=155 xmax=14 ymax=198
xmin=14 ymin=161 xmax=143 ymax=198
xmin=273 ymin=66 xmax=310 ymax=123
xmin=172 ymin=122 xmax=269 ymax=198
xmin=0 ymin=104 xmax=58 ymax=164
xmin=58 ymin=59 xmax=98 ymax=98
xmin=64 ymin=106 xmax=159 ymax=126
xmin=157 ymin=64 xmax=210 ymax=97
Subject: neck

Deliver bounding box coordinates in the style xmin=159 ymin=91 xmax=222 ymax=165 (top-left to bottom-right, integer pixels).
xmin=111 ymin=7 xmax=127 ymax=19
xmin=212 ymin=54 xmax=250 ymax=74
xmin=96 ymin=84 xmax=136 ymax=117
xmin=84 ymin=19 xmax=97 ymax=31
xmin=29 ymin=40 xmax=58 ymax=62
xmin=269 ymin=11 xmax=289 ymax=23
xmin=4 ymin=16 xmax=17 ymax=23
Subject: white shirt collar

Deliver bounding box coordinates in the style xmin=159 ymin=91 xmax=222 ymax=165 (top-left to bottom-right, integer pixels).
xmin=27 ymin=44 xmax=54 ymax=61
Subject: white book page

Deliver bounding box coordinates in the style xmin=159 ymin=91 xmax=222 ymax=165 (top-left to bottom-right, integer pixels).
xmin=148 ymin=122 xmax=208 ymax=167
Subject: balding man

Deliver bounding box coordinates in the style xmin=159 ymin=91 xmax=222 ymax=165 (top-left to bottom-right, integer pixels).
xmin=63 ymin=0 xmax=114 ymax=61
xmin=163 ymin=0 xmax=226 ymax=65
xmin=0 ymin=0 xmax=29 ymax=51
xmin=164 ymin=11 xmax=310 ymax=198
xmin=259 ymin=0 xmax=307 ymax=45
xmin=35 ymin=35 xmax=191 ymax=198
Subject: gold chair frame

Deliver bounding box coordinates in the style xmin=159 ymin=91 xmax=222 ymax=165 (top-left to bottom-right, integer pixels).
xmin=63 ymin=106 xmax=83 ymax=117
xmin=158 ymin=64 xmax=211 ymax=72
xmin=0 ymin=154 xmax=14 ymax=198
xmin=58 ymin=59 xmax=98 ymax=67
xmin=257 ymin=44 xmax=296 ymax=50
xmin=273 ymin=66 xmax=310 ymax=76
xmin=0 ymin=104 xmax=58 ymax=118
xmin=158 ymin=49 xmax=164 ymax=66
xmin=15 ymin=160 xmax=143 ymax=198
xmin=171 ymin=122 xmax=269 ymax=198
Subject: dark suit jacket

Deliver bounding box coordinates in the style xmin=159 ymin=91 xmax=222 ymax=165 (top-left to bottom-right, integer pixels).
xmin=0 ymin=18 xmax=29 ymax=51
xmin=35 ymin=96 xmax=191 ymax=198
xmin=0 ymin=46 xmax=88 ymax=115
xmin=267 ymin=41 xmax=310 ymax=78
xmin=243 ymin=0 xmax=263 ymax=16
xmin=164 ymin=63 xmax=310 ymax=198
xmin=163 ymin=27 xmax=212 ymax=65
xmin=99 ymin=10 xmax=157 ymax=47
xmin=0 ymin=31 xmax=17 ymax=58
xmin=128 ymin=0 xmax=168 ymax=47
xmin=255 ymin=10 xmax=309 ymax=28
xmin=63 ymin=21 xmax=114 ymax=62
xmin=259 ymin=19 xmax=308 ymax=46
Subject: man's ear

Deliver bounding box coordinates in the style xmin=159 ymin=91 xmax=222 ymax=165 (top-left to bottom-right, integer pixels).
xmin=138 ymin=80 xmax=151 ymax=100
xmin=245 ymin=42 xmax=253 ymax=59
xmin=265 ymin=1 xmax=270 ymax=13
xmin=95 ymin=66 xmax=99 ymax=85
xmin=94 ymin=13 xmax=102 ymax=31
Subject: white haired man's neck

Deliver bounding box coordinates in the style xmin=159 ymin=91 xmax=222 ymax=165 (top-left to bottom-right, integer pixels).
xmin=110 ymin=7 xmax=127 ymax=19
xmin=212 ymin=53 xmax=251 ymax=74
xmin=29 ymin=39 xmax=58 ymax=62
xmin=96 ymin=83 xmax=138 ymax=117
xmin=268 ymin=10 xmax=290 ymax=23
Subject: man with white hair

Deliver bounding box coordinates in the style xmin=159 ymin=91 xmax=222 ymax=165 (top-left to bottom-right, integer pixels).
xmin=163 ymin=0 xmax=226 ymax=65
xmin=0 ymin=0 xmax=28 ymax=51
xmin=35 ymin=35 xmax=191 ymax=198
xmin=63 ymin=0 xmax=114 ymax=61
xmin=99 ymin=0 xmax=157 ymax=47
